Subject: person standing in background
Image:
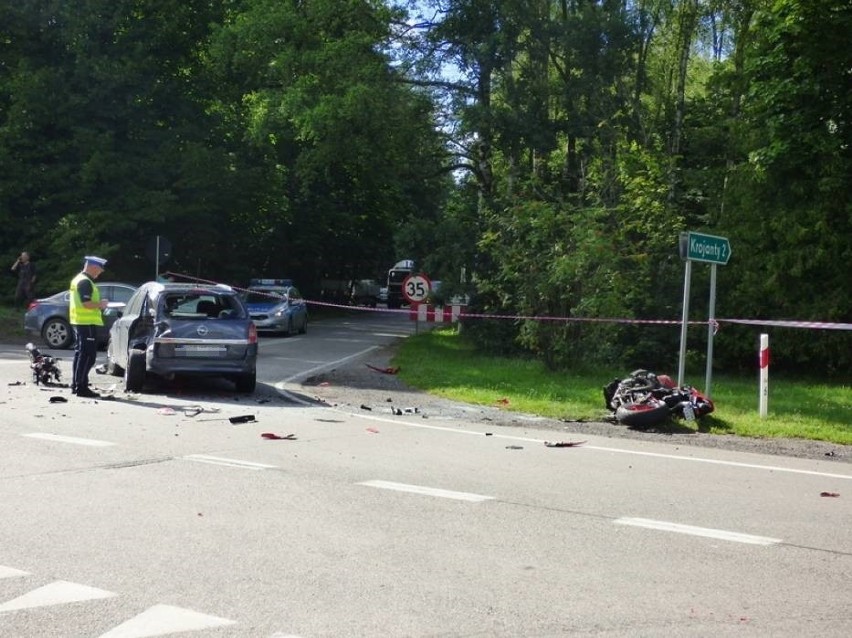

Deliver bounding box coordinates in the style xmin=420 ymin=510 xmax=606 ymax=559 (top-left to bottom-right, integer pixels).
xmin=10 ymin=251 xmax=36 ymax=305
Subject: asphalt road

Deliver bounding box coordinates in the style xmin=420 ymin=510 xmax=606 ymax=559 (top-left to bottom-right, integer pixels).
xmin=1 ymin=311 xmax=850 ymax=637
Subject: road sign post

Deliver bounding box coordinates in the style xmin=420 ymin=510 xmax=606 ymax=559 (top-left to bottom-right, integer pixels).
xmin=678 ymin=232 xmax=732 ymax=396
xmin=402 ymin=273 xmax=432 ymax=305
xmin=684 ymin=231 xmax=731 ymax=265
xmin=402 ymin=274 xmax=432 ymax=334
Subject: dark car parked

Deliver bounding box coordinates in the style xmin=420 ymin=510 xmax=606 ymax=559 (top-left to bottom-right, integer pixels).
xmin=106 ymin=282 xmax=258 ymax=393
xmin=23 ymin=283 xmax=137 ymax=349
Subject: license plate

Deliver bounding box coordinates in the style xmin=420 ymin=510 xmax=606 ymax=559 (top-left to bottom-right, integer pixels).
xmin=176 ymin=345 xmax=226 ymax=357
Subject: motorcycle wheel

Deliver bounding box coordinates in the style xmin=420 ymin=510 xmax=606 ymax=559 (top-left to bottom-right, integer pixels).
xmin=615 ymin=401 xmax=670 ymax=428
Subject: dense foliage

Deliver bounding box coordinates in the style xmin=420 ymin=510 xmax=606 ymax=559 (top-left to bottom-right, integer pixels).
xmin=1 ymin=0 xmax=849 ymax=376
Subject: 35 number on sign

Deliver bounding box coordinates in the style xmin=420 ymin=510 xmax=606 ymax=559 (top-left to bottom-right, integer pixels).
xmin=402 ymin=274 xmax=431 ymax=303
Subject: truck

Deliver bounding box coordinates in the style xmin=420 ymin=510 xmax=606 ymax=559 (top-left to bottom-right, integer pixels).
xmin=320 ymin=278 xmax=381 ymax=307
xmin=386 ymin=259 xmax=414 ymax=309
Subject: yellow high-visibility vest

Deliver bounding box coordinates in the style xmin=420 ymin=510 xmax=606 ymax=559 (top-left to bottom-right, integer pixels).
xmin=69 ymin=273 xmax=103 ymax=326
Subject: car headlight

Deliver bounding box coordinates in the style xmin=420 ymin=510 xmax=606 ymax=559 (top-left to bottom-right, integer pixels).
xmin=273 ymin=304 xmax=288 ymax=317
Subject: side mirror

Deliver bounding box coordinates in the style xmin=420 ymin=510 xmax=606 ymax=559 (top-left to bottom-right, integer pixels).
xmin=103 ymin=303 xmax=125 ymax=319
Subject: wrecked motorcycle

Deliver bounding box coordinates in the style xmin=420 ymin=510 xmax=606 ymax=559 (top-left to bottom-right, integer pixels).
xmin=26 ymin=342 xmax=63 ymax=386
xmin=603 ymin=369 xmax=714 ymax=428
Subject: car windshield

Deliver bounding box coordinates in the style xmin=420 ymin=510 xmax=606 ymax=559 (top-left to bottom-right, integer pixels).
xmin=245 ymin=289 xmax=287 ymax=304
xmin=161 ymin=293 xmax=244 ymax=319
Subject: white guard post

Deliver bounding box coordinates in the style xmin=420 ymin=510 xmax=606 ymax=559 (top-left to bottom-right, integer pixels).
xmin=759 ymin=333 xmax=769 ymax=418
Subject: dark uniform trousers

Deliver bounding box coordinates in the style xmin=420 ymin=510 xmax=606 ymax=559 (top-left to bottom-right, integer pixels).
xmin=71 ymin=324 xmax=99 ymax=393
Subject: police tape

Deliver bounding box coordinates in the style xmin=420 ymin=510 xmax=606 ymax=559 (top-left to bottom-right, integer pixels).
xmin=716 ymin=318 xmax=852 ymax=331
xmin=162 ymin=272 xmax=852 ymax=331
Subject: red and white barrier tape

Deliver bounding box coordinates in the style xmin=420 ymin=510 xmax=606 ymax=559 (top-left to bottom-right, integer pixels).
xmin=716 ymin=318 xmax=852 ymax=331
xmin=162 ymin=272 xmax=852 ymax=331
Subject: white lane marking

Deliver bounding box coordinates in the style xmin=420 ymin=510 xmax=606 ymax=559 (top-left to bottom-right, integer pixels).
xmin=23 ymin=433 xmax=115 ymax=447
xmin=276 ymin=345 xmax=379 ymax=405
xmin=0 ymin=565 xmax=29 ymax=579
xmin=583 ymin=445 xmax=852 ymax=481
xmin=0 ymin=580 xmax=117 ymax=612
xmin=97 ymin=604 xmax=237 ymax=638
xmin=282 ymin=346 xmax=379 ymax=384
xmin=359 ymin=480 xmax=494 ymax=502
xmin=181 ymin=454 xmax=276 ymax=470
xmin=614 ymin=517 xmax=782 ymax=546
xmin=339 ymin=411 xmax=852 ymax=482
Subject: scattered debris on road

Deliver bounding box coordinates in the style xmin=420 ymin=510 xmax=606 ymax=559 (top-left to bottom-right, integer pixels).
xmin=544 ymin=440 xmax=586 ymax=448
xmin=391 ymin=406 xmax=419 ymax=415
xmin=262 ymin=432 xmax=296 ymax=440
xmin=366 ymin=364 xmax=400 ymax=374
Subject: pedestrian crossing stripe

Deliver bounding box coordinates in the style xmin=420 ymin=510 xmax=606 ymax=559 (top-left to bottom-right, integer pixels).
xmin=0 ymin=565 xmax=30 ymax=579
xmin=97 ymin=604 xmax=237 ymax=637
xmin=0 ymin=580 xmax=117 ymax=613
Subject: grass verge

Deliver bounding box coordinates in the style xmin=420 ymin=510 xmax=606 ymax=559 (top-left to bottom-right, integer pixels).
xmin=393 ymin=328 xmax=852 ymax=446
xmin=0 ymin=304 xmax=26 ymax=343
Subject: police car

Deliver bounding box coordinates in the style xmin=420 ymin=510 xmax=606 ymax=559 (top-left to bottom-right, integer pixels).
xmin=243 ymin=278 xmax=308 ymax=336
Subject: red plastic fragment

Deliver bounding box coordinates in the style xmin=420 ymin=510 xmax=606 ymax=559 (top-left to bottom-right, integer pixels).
xmin=366 ymin=364 xmax=400 ymax=375
xmin=261 ymin=432 xmax=296 ymax=440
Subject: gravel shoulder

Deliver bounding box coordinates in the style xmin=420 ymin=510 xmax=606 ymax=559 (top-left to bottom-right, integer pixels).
xmin=299 ymin=343 xmax=851 ymax=465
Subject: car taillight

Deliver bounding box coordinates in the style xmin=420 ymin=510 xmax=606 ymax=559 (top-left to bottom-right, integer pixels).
xmin=248 ymin=322 xmax=257 ymax=344
xmin=26 ymin=301 xmax=39 ymax=312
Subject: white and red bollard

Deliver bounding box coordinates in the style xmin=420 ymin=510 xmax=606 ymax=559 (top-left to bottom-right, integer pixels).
xmin=759 ymin=333 xmax=770 ymax=418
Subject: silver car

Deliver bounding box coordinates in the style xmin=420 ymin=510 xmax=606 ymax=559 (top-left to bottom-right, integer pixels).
xmin=106 ymin=282 xmax=258 ymax=393
xmin=23 ymin=282 xmax=137 ymax=349
xmin=244 ymin=284 xmax=308 ymax=335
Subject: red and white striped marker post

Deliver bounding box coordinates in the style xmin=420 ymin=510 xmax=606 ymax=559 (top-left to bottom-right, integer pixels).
xmin=759 ymin=333 xmax=770 ymax=418
xmin=409 ymin=304 xmax=464 ymax=324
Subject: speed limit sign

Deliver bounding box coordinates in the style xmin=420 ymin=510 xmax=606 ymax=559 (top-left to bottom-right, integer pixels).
xmin=402 ymin=273 xmax=432 ymax=304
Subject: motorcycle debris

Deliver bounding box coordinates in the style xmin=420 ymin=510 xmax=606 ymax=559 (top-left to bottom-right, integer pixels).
xmin=544 ymin=440 xmax=586 ymax=448
xmin=391 ymin=406 xmax=420 ymax=415
xmin=229 ymin=414 xmax=256 ymax=424
xmin=49 ymin=396 xmax=68 ymax=403
xmin=505 ymin=445 xmax=524 ymax=450
xmin=262 ymin=432 xmax=296 ymax=440
xmin=820 ymin=492 xmax=840 ymax=498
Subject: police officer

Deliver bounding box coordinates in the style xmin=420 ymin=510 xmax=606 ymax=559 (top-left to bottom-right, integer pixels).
xmin=69 ymin=256 xmax=109 ymax=398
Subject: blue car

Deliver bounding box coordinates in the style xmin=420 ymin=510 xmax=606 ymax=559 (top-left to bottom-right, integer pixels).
xmin=244 ymin=279 xmax=308 ymax=336
xmin=106 ymin=282 xmax=259 ymax=393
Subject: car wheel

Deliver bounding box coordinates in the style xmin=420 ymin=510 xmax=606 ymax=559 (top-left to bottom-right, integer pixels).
xmin=234 ymin=372 xmax=256 ymax=393
xmin=124 ymin=349 xmax=146 ymax=392
xmin=105 ymin=338 xmax=124 ymax=376
xmin=42 ymin=317 xmax=73 ymax=349
xmin=298 ymin=316 xmax=307 ymax=334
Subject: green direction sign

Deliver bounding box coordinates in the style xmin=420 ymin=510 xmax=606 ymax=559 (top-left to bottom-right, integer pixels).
xmin=686 ymin=231 xmax=731 ymax=265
